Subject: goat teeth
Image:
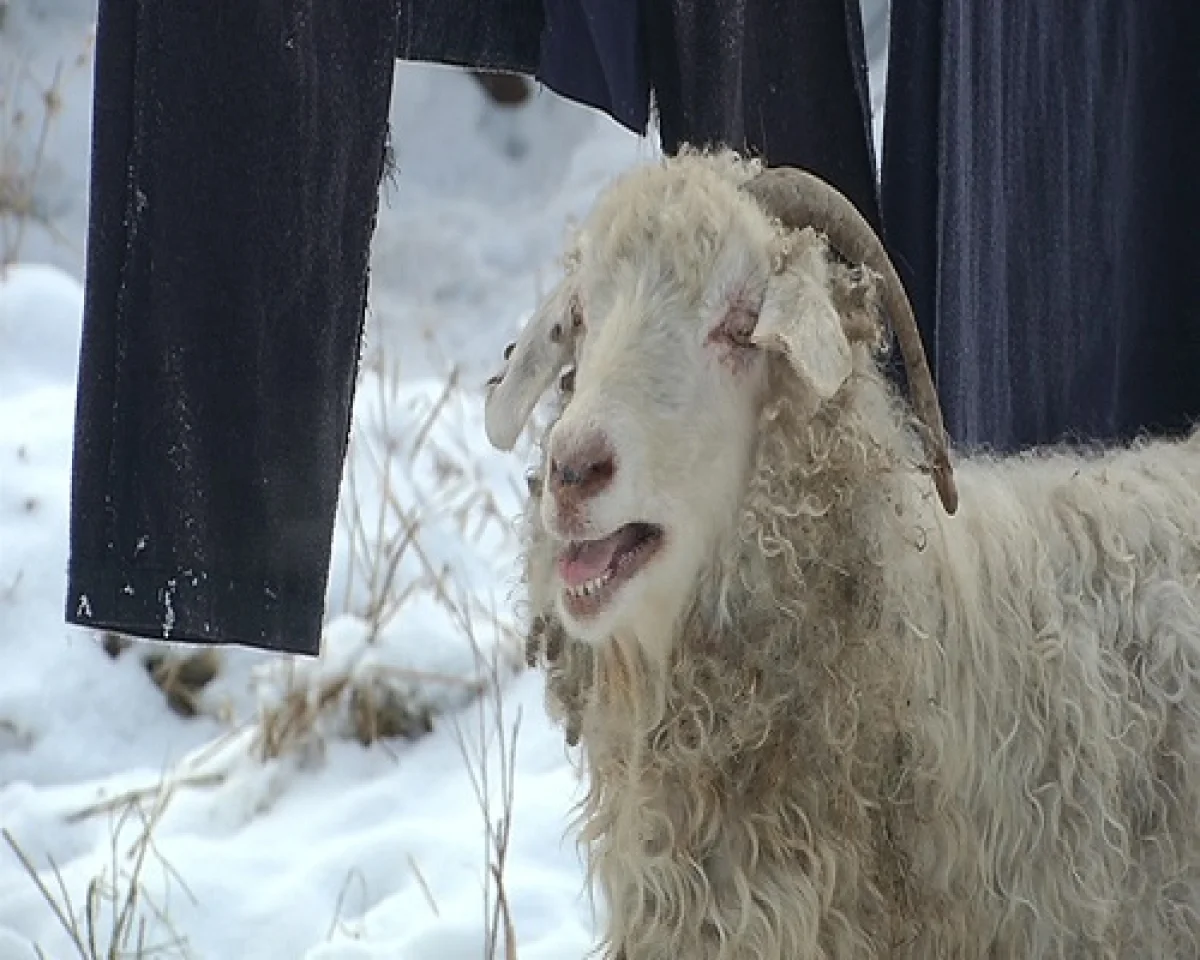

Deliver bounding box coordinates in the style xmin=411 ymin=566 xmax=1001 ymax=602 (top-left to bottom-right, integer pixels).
xmin=567 ymin=572 xmax=612 ymax=599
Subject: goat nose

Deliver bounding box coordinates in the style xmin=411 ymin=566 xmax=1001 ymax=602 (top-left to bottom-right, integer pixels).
xmin=549 ymin=436 xmax=616 ymax=499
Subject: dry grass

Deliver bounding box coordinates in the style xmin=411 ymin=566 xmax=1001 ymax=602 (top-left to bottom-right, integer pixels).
xmin=0 ymin=52 xmax=76 ymax=266
xmin=248 ymin=657 xmax=475 ymax=764
xmin=245 ymin=350 xmax=532 ymax=954
xmin=98 ymin=637 xmax=222 ymax=721
xmin=250 ymin=349 xmax=525 ymax=765
xmin=345 ymin=347 xmax=529 ymax=956
xmin=3 ymin=782 xmax=196 ymax=959
xmin=450 ymin=597 xmax=525 ymax=960
xmin=339 ymin=349 xmax=523 ymax=639
xmin=6 ymin=330 xmax=533 ymax=954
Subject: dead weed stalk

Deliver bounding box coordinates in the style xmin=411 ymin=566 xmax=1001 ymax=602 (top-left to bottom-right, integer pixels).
xmin=339 ymin=349 xmax=521 ymax=643
xmin=3 ymin=781 xmax=196 ymax=959
xmin=0 ymin=47 xmax=86 ymax=265
xmin=250 ymin=354 xmax=522 ymax=764
xmin=450 ymin=594 xmax=524 ymax=960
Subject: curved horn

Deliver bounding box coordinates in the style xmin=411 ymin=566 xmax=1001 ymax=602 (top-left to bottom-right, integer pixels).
xmin=741 ymin=167 xmax=958 ymax=515
xmin=484 ymin=277 xmax=579 ymax=451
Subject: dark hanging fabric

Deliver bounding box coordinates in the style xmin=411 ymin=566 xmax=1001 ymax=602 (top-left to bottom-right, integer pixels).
xmin=643 ymin=0 xmax=881 ymax=229
xmin=66 ymin=0 xmax=400 ymax=655
xmin=881 ymin=1 xmax=1200 ymax=452
xmin=69 ymin=0 xmax=879 ymax=654
xmin=541 ymin=0 xmax=649 ymax=133
xmin=396 ymin=0 xmax=649 ymax=132
xmin=397 ymin=0 xmax=882 ymax=224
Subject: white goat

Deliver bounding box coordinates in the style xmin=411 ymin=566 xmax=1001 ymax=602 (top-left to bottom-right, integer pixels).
xmin=485 ymin=150 xmax=1200 ymax=959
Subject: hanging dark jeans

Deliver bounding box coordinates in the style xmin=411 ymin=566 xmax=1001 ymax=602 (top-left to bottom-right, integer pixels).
xmin=67 ymin=1 xmax=399 ymax=654
xmin=881 ymin=1 xmax=1200 ymax=451
xmin=67 ymin=0 xmax=878 ymax=655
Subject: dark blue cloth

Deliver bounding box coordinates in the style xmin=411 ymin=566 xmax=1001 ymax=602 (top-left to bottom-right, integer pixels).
xmin=541 ymin=0 xmax=648 ymax=132
xmin=67 ymin=0 xmax=881 ymax=654
xmin=397 ymin=0 xmax=882 ymax=224
xmin=395 ymin=0 xmax=649 ymax=132
xmin=642 ymin=0 xmax=880 ymax=228
xmin=882 ymin=1 xmax=1200 ymax=451
xmin=68 ymin=0 xmax=398 ymax=654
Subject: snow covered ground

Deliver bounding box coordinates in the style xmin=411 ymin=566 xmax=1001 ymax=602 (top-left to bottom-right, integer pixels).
xmin=0 ymin=3 xmax=888 ymax=957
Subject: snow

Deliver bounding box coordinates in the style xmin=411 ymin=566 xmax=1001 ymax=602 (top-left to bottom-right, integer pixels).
xmin=0 ymin=4 xmax=889 ymax=957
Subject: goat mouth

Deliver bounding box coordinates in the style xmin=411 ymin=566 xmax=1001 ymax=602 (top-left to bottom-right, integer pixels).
xmin=558 ymin=522 xmax=664 ymax=617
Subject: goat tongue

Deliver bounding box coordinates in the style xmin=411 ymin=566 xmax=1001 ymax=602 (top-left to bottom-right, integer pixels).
xmin=559 ymin=525 xmax=641 ymax=586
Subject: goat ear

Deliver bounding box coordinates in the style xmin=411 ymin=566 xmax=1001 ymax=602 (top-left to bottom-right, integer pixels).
xmin=750 ymin=231 xmax=853 ymax=401
xmin=484 ymin=278 xmax=580 ymax=450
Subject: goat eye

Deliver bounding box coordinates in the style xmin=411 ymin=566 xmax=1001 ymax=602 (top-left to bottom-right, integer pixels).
xmin=725 ymin=318 xmax=757 ymax=349
xmin=713 ymin=299 xmax=759 ymax=346
xmin=559 ymin=367 xmax=576 ymax=393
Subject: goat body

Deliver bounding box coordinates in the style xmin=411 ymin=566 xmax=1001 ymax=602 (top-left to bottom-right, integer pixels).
xmin=501 ymin=153 xmax=1200 ymax=959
